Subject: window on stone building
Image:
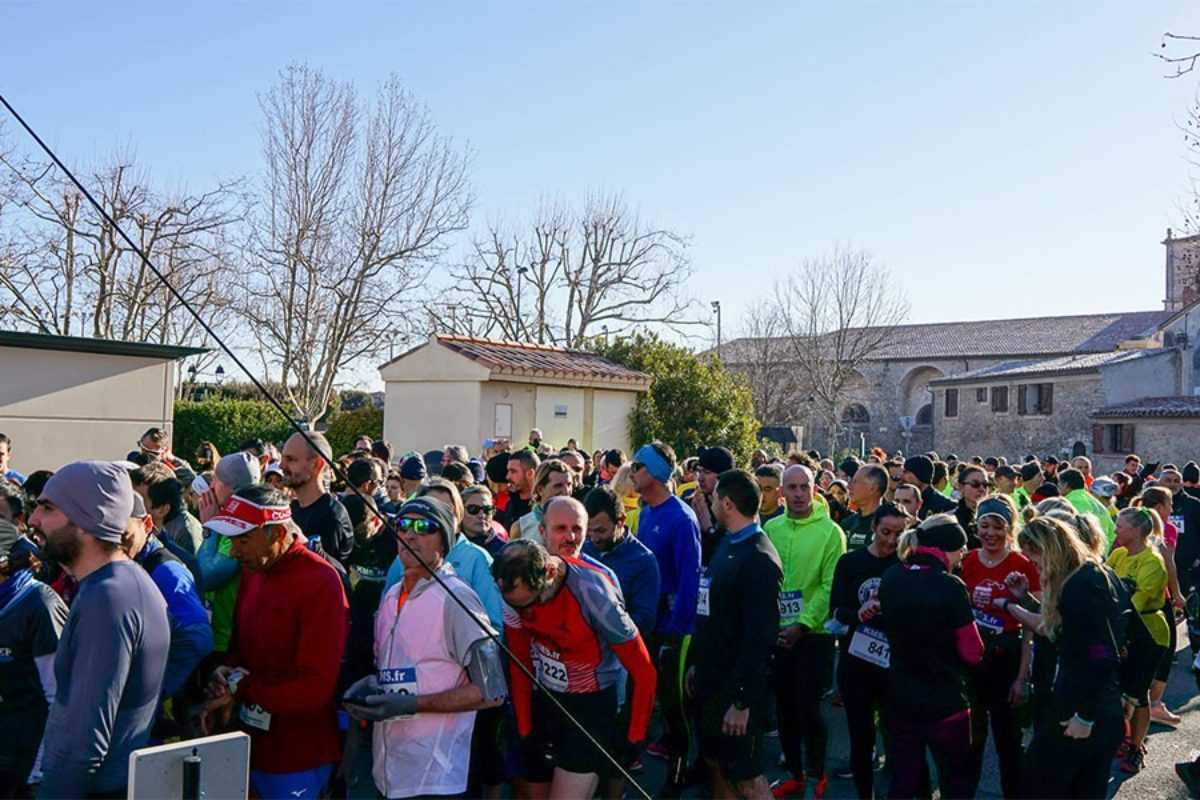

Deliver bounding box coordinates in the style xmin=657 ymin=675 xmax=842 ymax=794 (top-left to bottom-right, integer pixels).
xmin=1017 ymin=383 xmax=1053 ymax=415
xmin=991 ymin=386 xmax=1009 ymax=413
xmin=976 ymin=388 xmax=988 ymax=402
xmin=1092 ymin=423 xmax=1134 ymax=454
xmin=945 ymin=389 xmax=959 ymax=418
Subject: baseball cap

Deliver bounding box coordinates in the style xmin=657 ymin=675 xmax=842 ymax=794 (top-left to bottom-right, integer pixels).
xmin=1090 ymin=477 xmax=1119 ymax=498
xmin=995 ymin=465 xmax=1018 ymax=480
xmin=207 ymin=495 xmax=293 ymax=537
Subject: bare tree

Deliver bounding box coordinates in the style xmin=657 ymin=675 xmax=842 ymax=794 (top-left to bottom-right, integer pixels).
xmin=0 ymin=148 xmax=240 ymax=356
xmin=436 ymin=192 xmax=698 ymax=347
xmin=727 ymin=303 xmax=803 ymax=425
xmin=240 ymin=65 xmax=471 ymax=425
xmin=772 ymin=247 xmax=909 ymax=445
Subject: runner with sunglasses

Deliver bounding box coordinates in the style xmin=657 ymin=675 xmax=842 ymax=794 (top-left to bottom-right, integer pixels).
xmin=493 ymin=539 xmax=656 ymax=800
xmin=462 ymin=485 xmax=506 ymax=557
xmin=952 ymin=465 xmax=991 ymax=550
xmin=344 ymin=496 xmax=508 ymax=800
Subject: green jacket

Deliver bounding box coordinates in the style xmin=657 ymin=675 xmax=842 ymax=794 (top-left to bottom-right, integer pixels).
xmin=764 ymin=496 xmax=846 ymax=633
xmin=1065 ymin=488 xmax=1116 ymax=547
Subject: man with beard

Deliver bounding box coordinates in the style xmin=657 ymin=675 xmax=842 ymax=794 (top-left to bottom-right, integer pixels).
xmin=499 ymin=450 xmax=539 ymax=529
xmin=30 ymin=461 xmax=169 ymax=799
xmin=583 ymin=486 xmax=660 ymax=639
xmin=279 ymin=432 xmax=353 ymax=561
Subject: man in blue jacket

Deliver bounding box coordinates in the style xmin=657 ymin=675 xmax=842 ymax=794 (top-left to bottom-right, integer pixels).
xmin=582 ymin=486 xmax=661 ymax=637
xmin=630 ymin=440 xmax=701 ymax=796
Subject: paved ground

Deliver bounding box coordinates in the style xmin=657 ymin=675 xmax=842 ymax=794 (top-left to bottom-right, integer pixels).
xmin=348 ymin=621 xmax=1200 ymax=798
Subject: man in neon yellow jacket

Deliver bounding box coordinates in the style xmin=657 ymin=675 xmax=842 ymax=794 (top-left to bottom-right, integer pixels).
xmin=764 ymin=465 xmax=847 ymax=798
xmin=1059 ymin=467 xmax=1115 ymax=548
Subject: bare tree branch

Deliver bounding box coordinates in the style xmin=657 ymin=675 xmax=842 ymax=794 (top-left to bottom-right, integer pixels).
xmin=438 ymin=191 xmax=700 ymax=347
xmin=239 ymin=65 xmax=472 ymax=426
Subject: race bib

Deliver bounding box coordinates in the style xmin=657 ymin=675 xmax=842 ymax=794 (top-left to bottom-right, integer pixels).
xmin=848 ymin=626 xmax=890 ymax=668
xmin=379 ymin=667 xmax=418 ymax=719
xmin=779 ymin=590 xmax=804 ymax=624
xmin=239 ymin=702 xmax=272 ymax=731
xmin=1172 ymin=515 xmax=1186 ymax=535
xmin=973 ymin=609 xmax=1006 ymax=634
xmin=533 ymin=643 xmax=569 ymax=692
xmin=697 ymin=577 xmax=712 ymax=617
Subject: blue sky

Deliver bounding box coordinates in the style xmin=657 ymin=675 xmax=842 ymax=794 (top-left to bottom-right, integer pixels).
xmin=3 ymin=0 xmax=1199 ymax=356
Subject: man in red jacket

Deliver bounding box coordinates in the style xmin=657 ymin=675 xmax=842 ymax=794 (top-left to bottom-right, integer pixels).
xmin=201 ymin=485 xmax=349 ymax=800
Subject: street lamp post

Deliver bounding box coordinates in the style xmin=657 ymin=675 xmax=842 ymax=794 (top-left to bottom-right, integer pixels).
xmin=711 ymin=300 xmax=722 ymax=356
xmin=515 ymin=267 xmax=529 ymax=340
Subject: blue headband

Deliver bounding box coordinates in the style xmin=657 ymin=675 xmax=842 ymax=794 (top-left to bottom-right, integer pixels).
xmin=634 ymin=444 xmax=673 ymax=484
xmin=977 ymin=498 xmax=1012 ymax=526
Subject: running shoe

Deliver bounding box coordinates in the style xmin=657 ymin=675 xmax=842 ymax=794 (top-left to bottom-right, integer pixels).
xmin=771 ymin=776 xmax=806 ymax=798
xmin=645 ymin=741 xmax=668 ymax=759
xmin=1152 ymin=701 xmax=1183 ymax=727
xmin=833 ymin=763 xmax=854 ymax=780
xmin=764 ymin=727 xmax=780 ymax=738
xmin=1120 ymin=745 xmax=1146 ymax=775
xmin=629 ymin=756 xmax=644 ymax=774
xmin=811 ymin=772 xmax=830 ymax=799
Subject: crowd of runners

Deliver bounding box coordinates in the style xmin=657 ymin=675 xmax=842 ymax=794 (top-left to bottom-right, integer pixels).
xmin=3 ymin=425 xmax=1200 ymax=799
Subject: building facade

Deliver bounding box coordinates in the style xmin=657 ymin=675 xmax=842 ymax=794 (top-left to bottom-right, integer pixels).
xmin=379 ymin=335 xmax=650 ymax=455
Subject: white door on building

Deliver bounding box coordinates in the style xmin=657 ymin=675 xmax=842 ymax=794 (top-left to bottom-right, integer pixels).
xmin=495 ymin=403 xmax=513 ymax=438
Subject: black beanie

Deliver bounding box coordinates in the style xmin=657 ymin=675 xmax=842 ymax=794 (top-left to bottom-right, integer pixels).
xmin=1184 ymin=462 xmax=1200 ymax=484
xmin=903 ymin=455 xmax=934 ymax=485
xmin=697 ymin=446 xmax=735 ymax=474
xmin=485 ymin=453 xmax=510 ymax=485
xmin=917 ymin=517 xmax=968 ymax=553
xmin=839 ymin=457 xmax=861 ymax=478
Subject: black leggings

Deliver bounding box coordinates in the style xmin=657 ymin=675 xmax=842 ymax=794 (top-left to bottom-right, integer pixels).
xmin=773 ymin=634 xmax=835 ymax=779
xmin=1155 ymin=597 xmax=1178 ymax=683
xmin=966 ymin=632 xmax=1024 ymax=799
xmin=838 ymin=655 xmax=887 ymax=799
xmin=1023 ymin=710 xmax=1123 ymax=799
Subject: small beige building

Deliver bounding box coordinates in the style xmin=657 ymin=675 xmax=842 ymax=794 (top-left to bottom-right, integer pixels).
xmin=0 ymin=331 xmax=203 ymax=473
xmin=379 ymin=335 xmax=651 ymax=455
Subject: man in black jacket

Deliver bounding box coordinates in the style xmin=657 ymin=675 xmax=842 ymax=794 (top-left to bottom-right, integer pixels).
xmin=901 ymin=456 xmax=955 ymax=519
xmin=686 ymin=469 xmax=782 ymax=800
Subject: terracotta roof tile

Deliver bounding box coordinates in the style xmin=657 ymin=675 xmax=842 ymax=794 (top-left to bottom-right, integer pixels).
xmin=435 ymin=335 xmax=650 ymax=385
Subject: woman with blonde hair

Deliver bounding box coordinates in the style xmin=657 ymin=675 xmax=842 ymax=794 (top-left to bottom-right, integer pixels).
xmin=1106 ymin=506 xmax=1170 ymax=774
xmin=608 ymin=463 xmax=641 ymax=535
xmin=1003 ymin=516 xmax=1127 ymax=798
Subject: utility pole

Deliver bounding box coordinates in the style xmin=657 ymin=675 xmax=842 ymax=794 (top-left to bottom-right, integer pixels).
xmin=515 ymin=266 xmax=529 ymax=341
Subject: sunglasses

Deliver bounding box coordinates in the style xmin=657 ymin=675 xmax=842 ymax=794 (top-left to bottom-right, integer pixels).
xmin=962 ymin=480 xmax=990 ymax=489
xmin=395 ymin=518 xmax=442 ymax=536
xmin=465 ymin=504 xmax=495 ymax=515
xmin=630 ymin=462 xmax=644 ymax=472
xmin=890 ymin=474 xmax=903 ymax=482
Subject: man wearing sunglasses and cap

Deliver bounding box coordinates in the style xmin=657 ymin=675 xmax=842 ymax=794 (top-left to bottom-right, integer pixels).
xmin=201 ymin=485 xmax=348 ymax=800
xmin=344 ymin=496 xmax=507 ymax=800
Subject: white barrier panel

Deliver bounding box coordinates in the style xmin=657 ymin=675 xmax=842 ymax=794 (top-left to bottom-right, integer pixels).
xmin=129 ymin=732 xmax=250 ymax=799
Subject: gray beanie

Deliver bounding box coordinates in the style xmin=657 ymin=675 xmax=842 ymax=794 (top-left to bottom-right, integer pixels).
xmin=396 ymin=496 xmax=457 ymax=556
xmin=215 ymin=452 xmax=261 ymax=492
xmin=40 ymin=461 xmax=134 ymax=543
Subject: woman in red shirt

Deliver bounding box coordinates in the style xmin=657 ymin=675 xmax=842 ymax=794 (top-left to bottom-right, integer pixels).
xmin=958 ymin=494 xmax=1039 ymax=799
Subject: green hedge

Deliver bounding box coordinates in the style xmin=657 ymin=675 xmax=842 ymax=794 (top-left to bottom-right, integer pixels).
xmin=324 ymin=406 xmax=384 ymax=458
xmin=173 ymin=399 xmax=297 ymax=468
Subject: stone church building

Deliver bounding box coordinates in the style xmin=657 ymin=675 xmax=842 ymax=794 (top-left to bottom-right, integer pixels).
xmin=720 ymin=231 xmax=1200 ymax=471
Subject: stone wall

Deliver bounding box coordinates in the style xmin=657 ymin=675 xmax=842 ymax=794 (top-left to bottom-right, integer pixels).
xmin=929 ymin=373 xmax=1103 ymax=461
xmin=1090 ymin=418 xmax=1200 ymax=474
